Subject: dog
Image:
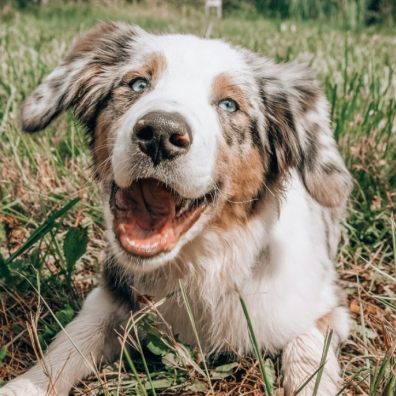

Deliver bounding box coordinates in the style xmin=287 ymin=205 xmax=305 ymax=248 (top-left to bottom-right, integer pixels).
xmin=1 ymin=22 xmax=352 ymax=395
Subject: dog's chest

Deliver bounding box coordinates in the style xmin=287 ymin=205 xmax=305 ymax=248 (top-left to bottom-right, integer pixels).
xmin=134 ymin=272 xmax=254 ymax=354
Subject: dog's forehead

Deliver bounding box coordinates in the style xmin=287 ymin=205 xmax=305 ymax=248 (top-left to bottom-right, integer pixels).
xmin=135 ymin=33 xmax=248 ymax=81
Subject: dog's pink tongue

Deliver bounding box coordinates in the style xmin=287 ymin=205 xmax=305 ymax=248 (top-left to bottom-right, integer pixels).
xmin=113 ymin=179 xmax=178 ymax=257
xmin=117 ymin=179 xmax=175 ymax=230
xmin=138 ymin=179 xmax=175 ymax=229
xmin=113 ymin=178 xmax=206 ymax=258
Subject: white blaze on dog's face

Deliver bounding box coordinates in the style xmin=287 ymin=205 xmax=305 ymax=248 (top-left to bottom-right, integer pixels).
xmin=20 ymin=23 xmax=351 ymax=271
xmin=112 ymin=34 xmax=249 ymax=194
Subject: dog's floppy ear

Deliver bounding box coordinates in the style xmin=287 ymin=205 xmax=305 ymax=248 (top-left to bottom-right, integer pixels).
xmin=252 ymin=58 xmax=352 ymax=207
xmin=21 ymin=22 xmax=140 ymax=132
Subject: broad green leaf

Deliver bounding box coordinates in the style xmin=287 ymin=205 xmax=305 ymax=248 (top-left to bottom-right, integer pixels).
xmin=63 ymin=226 xmax=88 ymax=278
xmin=146 ymin=332 xmax=172 ymax=357
xmin=186 ymin=380 xmax=208 ymax=392
xmin=0 ymin=222 xmax=6 ymax=247
xmin=161 ymin=352 xmax=182 ymax=369
xmin=0 ymin=253 xmax=11 ymax=281
xmin=6 ymin=198 xmax=80 ymax=265
xmin=213 ymin=361 xmax=238 ymax=373
xmin=144 ymin=378 xmax=173 ymax=390
xmin=211 ymin=362 xmax=238 ymax=379
xmin=56 ymin=304 xmax=75 ymax=325
xmin=0 ymin=346 xmax=7 ymax=363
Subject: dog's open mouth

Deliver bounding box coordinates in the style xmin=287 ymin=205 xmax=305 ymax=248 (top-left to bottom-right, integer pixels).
xmin=110 ymin=178 xmax=211 ymax=258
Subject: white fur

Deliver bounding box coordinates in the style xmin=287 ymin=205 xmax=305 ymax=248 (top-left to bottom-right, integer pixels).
xmin=282 ymin=326 xmax=341 ymax=395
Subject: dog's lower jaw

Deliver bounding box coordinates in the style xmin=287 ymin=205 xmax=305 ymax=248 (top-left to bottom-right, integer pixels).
xmin=103 ymin=198 xmax=213 ymax=273
xmin=107 ymin=229 xmax=181 ymax=272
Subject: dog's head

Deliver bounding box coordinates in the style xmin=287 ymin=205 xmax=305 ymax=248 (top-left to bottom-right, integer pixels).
xmin=21 ymin=23 xmax=351 ymax=271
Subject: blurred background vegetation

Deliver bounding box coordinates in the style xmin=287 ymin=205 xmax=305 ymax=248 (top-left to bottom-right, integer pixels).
xmin=1 ymin=0 xmax=396 ymax=28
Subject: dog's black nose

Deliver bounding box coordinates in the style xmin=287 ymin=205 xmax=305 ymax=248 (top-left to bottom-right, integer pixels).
xmin=133 ymin=111 xmax=192 ymax=166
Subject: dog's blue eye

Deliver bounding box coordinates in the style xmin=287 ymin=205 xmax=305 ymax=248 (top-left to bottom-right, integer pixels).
xmin=219 ymin=98 xmax=238 ymax=113
xmin=130 ymin=78 xmax=149 ymax=92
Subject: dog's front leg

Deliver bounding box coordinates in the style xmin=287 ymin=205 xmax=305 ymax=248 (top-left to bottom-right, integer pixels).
xmin=282 ymin=326 xmax=341 ymax=396
xmin=1 ymin=287 xmax=128 ymax=396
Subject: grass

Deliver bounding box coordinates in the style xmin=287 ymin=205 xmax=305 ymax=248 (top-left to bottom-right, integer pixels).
xmin=0 ymin=1 xmax=395 ymax=394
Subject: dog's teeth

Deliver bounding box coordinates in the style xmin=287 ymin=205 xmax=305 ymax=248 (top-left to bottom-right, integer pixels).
xmin=176 ymin=196 xmax=184 ymax=206
xmin=177 ymin=199 xmax=191 ymax=217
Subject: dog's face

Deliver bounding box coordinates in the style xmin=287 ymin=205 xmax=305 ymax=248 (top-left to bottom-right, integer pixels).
xmin=21 ymin=23 xmax=351 ymax=271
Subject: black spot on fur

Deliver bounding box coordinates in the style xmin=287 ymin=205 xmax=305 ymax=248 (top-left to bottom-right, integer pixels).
xmin=250 ymin=119 xmax=264 ymax=152
xmin=322 ymin=163 xmax=342 ymax=175
xmin=101 ymin=255 xmax=137 ymax=310
xmin=264 ymin=89 xmax=301 ymax=175
xmin=302 ymin=122 xmax=321 ymax=171
xmin=248 ymin=186 xmax=265 ymax=215
xmin=296 ymin=84 xmax=320 ymax=113
xmin=85 ymin=90 xmax=113 ymax=138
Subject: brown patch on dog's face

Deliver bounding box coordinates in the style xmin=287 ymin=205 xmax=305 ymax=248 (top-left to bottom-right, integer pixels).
xmin=212 ymin=145 xmax=266 ymax=228
xmin=93 ymin=109 xmax=116 ymax=180
xmin=212 ymin=73 xmax=252 ymax=146
xmin=121 ymin=53 xmax=166 ymax=86
xmin=212 ymin=73 xmax=250 ymax=111
xmin=207 ymin=73 xmax=270 ymax=228
xmin=92 ymin=53 xmax=167 ymax=180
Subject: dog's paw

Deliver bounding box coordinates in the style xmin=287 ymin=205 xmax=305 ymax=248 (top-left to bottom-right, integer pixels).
xmin=284 ymin=378 xmax=339 ymax=396
xmin=0 ymin=378 xmax=52 ymax=396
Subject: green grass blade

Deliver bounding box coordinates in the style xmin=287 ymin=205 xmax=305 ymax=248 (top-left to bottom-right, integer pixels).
xmin=335 ymin=370 xmax=370 ymax=395
xmin=391 ymin=215 xmax=396 ymax=275
xmin=239 ymin=296 xmax=273 ymax=396
xmin=130 ymin=315 xmax=157 ymax=396
xmin=370 ymin=352 xmax=393 ymax=395
xmin=123 ymin=348 xmax=148 ymax=396
xmin=382 ymin=372 xmax=396 ymax=396
xmin=294 ymin=362 xmax=326 ymax=395
xmin=312 ymin=329 xmax=333 ymax=395
xmin=5 ymin=198 xmax=80 ymax=265
xmin=178 ymin=280 xmax=214 ymax=393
